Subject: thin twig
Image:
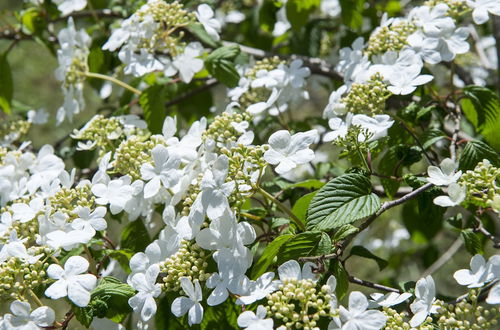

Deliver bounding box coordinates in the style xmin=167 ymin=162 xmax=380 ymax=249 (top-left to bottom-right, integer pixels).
xmin=349 ymin=276 xmax=401 ymax=293
xmin=421 ymin=237 xmax=463 ymax=277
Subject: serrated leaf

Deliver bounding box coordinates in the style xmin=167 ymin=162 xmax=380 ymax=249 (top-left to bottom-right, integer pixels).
xmin=332 ymin=224 xmax=359 ymax=242
xmin=121 ymin=220 xmax=150 ymax=253
xmin=284 ymin=179 xmax=325 ymax=190
xmin=422 ymin=129 xmax=446 ymax=150
xmin=0 ymin=53 xmax=13 ymax=114
xmin=350 ymin=245 xmax=388 ymax=270
xmin=307 ymin=174 xmax=380 ymax=231
xmin=206 ymin=59 xmax=240 ymax=87
xmin=139 ymin=84 xmax=167 ymax=134
xmin=277 ymin=231 xmax=331 ymax=263
xmin=459 ymin=140 xmax=500 ymax=171
xmin=461 ymin=86 xmax=500 ymax=150
xmin=377 ymin=147 xmax=401 ymax=199
xmin=187 ymin=23 xmax=219 ymax=48
xmin=251 ymin=234 xmax=293 ymax=279
xmin=206 ymin=45 xmax=240 ymax=62
xmin=461 ymin=229 xmax=483 ymax=255
xmin=332 ymin=260 xmax=349 ymax=300
xmin=292 ymin=191 xmax=318 ymax=223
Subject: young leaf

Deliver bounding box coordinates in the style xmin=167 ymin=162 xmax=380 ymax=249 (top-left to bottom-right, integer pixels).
xmin=251 ymin=234 xmax=293 ymax=279
xmin=461 ymin=229 xmax=483 ymax=255
xmin=277 ymin=231 xmax=331 ymax=263
xmin=332 ymin=224 xmax=359 ymax=242
xmin=121 ymin=220 xmax=151 ymax=253
xmin=0 ymin=53 xmax=13 ymax=114
xmin=139 ymin=84 xmax=167 ymax=134
xmin=292 ymin=191 xmax=318 ymax=223
xmin=350 ymin=245 xmax=388 ymax=271
xmin=206 ymin=47 xmax=241 ymax=88
xmin=187 ymin=22 xmax=219 ymax=48
xmin=307 ymin=173 xmax=380 ymax=231
xmin=332 ymin=260 xmax=349 ymax=300
xmin=459 ymin=140 xmax=500 ymax=171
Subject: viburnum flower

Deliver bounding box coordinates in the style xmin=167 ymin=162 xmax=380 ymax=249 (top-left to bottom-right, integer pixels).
xmin=407 ymin=31 xmax=442 ymax=64
xmin=329 ymin=291 xmax=387 ymax=330
xmin=237 ymin=305 xmax=274 ymax=330
xmin=321 ymin=0 xmax=341 ymax=18
xmin=486 ymin=282 xmax=500 ymax=305
xmin=369 ymin=292 xmax=413 ymax=308
xmin=164 ymin=42 xmax=204 ymax=83
xmin=171 ymin=277 xmax=204 ymax=326
xmin=409 ymin=276 xmax=439 ymax=327
xmin=0 ymin=230 xmax=42 ymax=264
xmin=140 ymin=145 xmax=182 ymax=199
xmin=92 ymin=176 xmax=135 ymax=214
xmin=44 ymin=256 xmax=97 ymax=307
xmin=426 ymin=158 xmax=462 ymax=186
xmin=352 ymin=114 xmax=394 ymax=141
xmin=467 ymin=0 xmax=500 ymax=24
xmin=54 ymin=0 xmax=87 ymax=16
xmin=11 ymin=197 xmax=44 ymax=223
xmin=277 ymin=260 xmax=319 ymax=282
xmin=264 ymin=129 xmax=318 ymax=175
xmin=386 ymin=65 xmax=433 ymax=95
xmin=71 ymin=206 xmax=107 ymax=234
xmin=128 ymin=264 xmax=162 ymax=322
xmin=1 ymin=300 xmax=55 ymax=330
xmin=236 ymin=272 xmax=278 ymax=305
xmin=410 ymin=3 xmax=455 ymax=38
xmin=433 ymin=182 xmax=466 ymax=207
xmin=196 ymin=4 xmax=221 ymax=41
xmin=324 ymin=85 xmax=348 ymax=118
xmin=453 ymin=254 xmax=500 ymax=288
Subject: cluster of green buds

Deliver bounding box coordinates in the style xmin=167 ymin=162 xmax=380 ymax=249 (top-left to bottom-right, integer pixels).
xmin=239 ymin=57 xmax=285 ymax=109
xmin=203 ymin=111 xmax=252 ymax=147
xmin=64 ymin=54 xmax=89 ymax=88
xmin=459 ymin=159 xmax=499 ymax=209
xmin=0 ymin=119 xmax=31 ymax=146
xmin=341 ymin=73 xmax=391 ymax=115
xmin=434 ymin=293 xmax=499 ymax=329
xmin=49 ymin=184 xmax=95 ymax=215
xmin=365 ymin=20 xmax=417 ymax=57
xmin=180 ymin=174 xmax=202 ymax=217
xmin=424 ymin=0 xmax=469 ymax=18
xmin=159 ymin=240 xmax=210 ymax=293
xmin=135 ymin=0 xmax=196 ymax=56
xmin=265 ymin=278 xmax=334 ymax=329
xmin=335 ymin=125 xmax=374 ymax=162
xmin=383 ymin=307 xmax=433 ymax=329
xmin=0 ymin=216 xmax=38 ymax=244
xmin=72 ymin=115 xmax=149 ymax=157
xmin=0 ymin=247 xmax=52 ymax=300
xmin=113 ymin=135 xmax=165 ymax=180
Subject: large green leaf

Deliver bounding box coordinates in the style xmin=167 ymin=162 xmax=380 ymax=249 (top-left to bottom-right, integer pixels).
xmin=461 ymin=86 xmax=500 ymax=150
xmin=459 ymin=140 xmax=500 ymax=171
xmin=206 ymin=46 xmax=241 ymax=87
xmin=307 ymin=173 xmax=380 ymax=231
xmin=139 ymin=84 xmax=167 ymax=134
xmin=0 ymin=53 xmax=13 ymax=114
xmin=277 ymin=231 xmax=331 ymax=263
xmin=121 ymin=220 xmax=151 ymax=253
xmin=350 ymin=245 xmax=388 ymax=270
xmin=292 ymin=191 xmax=318 ymax=223
xmin=251 ymin=234 xmax=293 ymax=279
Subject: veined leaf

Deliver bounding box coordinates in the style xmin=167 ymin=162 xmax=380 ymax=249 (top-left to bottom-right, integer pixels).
xmin=251 ymin=234 xmax=293 ymax=279
xmin=459 ymin=140 xmax=500 ymax=171
xmin=277 ymin=231 xmax=331 ymax=263
xmin=292 ymin=191 xmax=318 ymax=223
xmin=139 ymin=84 xmax=167 ymax=134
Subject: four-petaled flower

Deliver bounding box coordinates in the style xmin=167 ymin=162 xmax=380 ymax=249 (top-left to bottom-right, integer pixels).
xmin=171 ymin=277 xmax=204 ymax=326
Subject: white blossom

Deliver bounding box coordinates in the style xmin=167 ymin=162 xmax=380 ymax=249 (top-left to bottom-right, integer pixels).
xmin=329 ymin=291 xmax=387 ymax=330
xmin=467 ymin=0 xmax=500 ymax=24
xmin=54 ymin=0 xmax=87 ymax=15
xmin=171 ymin=277 xmax=204 ymax=326
xmin=433 ymin=182 xmax=466 ymax=207
xmin=164 ymin=42 xmax=204 ymax=83
xmin=128 ymin=264 xmax=162 ymax=321
xmin=453 ymin=254 xmax=500 ymax=288
xmin=409 ymin=276 xmax=439 ymax=327
xmin=141 ymin=145 xmax=182 ymax=199
xmin=426 ymin=158 xmax=462 ymax=186
xmin=237 ymin=305 xmax=274 ymax=330
xmin=1 ymin=300 xmax=55 ymax=330
xmin=196 ymin=4 xmax=221 ymax=41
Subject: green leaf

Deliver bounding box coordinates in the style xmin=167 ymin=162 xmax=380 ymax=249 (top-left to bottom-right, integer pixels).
xmin=21 ymin=8 xmax=46 ymax=35
xmin=286 ymin=0 xmax=320 ymax=32
xmin=284 ymin=179 xmax=325 ymax=190
xmin=186 ymin=23 xmax=219 ymax=48
xmin=461 ymin=229 xmax=483 ymax=255
xmin=200 ymin=299 xmax=239 ymax=329
xmin=139 ymin=84 xmax=167 ymax=134
xmin=459 ymin=140 xmax=500 ymax=171
xmin=332 ymin=224 xmax=359 ymax=242
xmin=422 ymin=129 xmax=446 ymax=150
xmin=0 ymin=53 xmax=13 ymax=114
xmin=307 ymin=174 xmax=380 ymax=231
xmin=461 ymin=86 xmax=500 ymax=150
xmin=377 ymin=147 xmax=401 ymax=199
xmin=332 ymin=260 xmax=349 ymax=300
xmin=206 ymin=45 xmax=241 ymax=62
xmin=277 ymin=231 xmax=331 ymax=263
xmin=103 ymin=249 xmax=134 ymax=274
xmin=121 ymin=220 xmax=151 ymax=253
xmin=206 ymin=46 xmax=241 ymax=88
xmin=292 ymin=191 xmax=318 ymax=223
xmin=73 ymin=277 xmax=136 ymax=327
xmin=339 ymin=0 xmax=365 ymax=30
xmin=251 ymin=234 xmax=293 ymax=279
xmin=350 ymin=245 xmax=388 ymax=270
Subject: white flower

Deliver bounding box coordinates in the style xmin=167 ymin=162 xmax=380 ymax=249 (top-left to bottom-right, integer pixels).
xmin=273 ymin=3 xmax=291 ymax=37
xmin=410 ymin=4 xmax=455 ymax=38
xmin=386 ymin=65 xmax=433 ymax=95
xmin=71 ymin=206 xmax=107 ymax=234
xmin=433 ymin=182 xmax=466 ymax=207
xmin=27 ymin=108 xmax=49 ymax=125
xmin=324 ymin=85 xmax=348 ymax=118
xmin=467 ymin=0 xmax=500 ymax=24
xmin=171 ymin=277 xmax=204 ymax=326
xmin=437 ymin=27 xmax=470 ymax=62
xmin=352 ymin=114 xmax=394 ymax=141
xmin=128 ymin=264 xmax=162 ymax=322
xmin=427 ymin=158 xmax=462 ymax=186
xmin=11 ymin=198 xmax=44 ymax=223
xmin=453 ymin=254 xmax=500 ymax=288
xmin=369 ymin=292 xmax=412 ymax=308
xmin=278 ymin=260 xmax=319 ymax=282
xmin=321 ymin=0 xmax=341 ymax=18
xmin=44 ymin=256 xmax=97 ymax=307
xmin=140 ymin=145 xmax=182 ymax=199
xmin=409 ymin=276 xmax=439 ymax=327
xmin=164 ymin=42 xmax=204 ymax=83
xmin=0 ymin=231 xmax=42 ymax=264
xmin=2 ymin=300 xmax=55 ymax=330
xmin=92 ymin=176 xmax=135 ymax=214
xmin=264 ymin=129 xmax=318 ymax=175
xmin=54 ymin=0 xmax=87 ymax=15
xmin=246 ymin=87 xmax=282 ymax=115
xmin=323 ymin=115 xmax=352 ymax=142
xmin=119 ymin=46 xmax=164 ymax=77
xmin=27 ymin=145 xmax=65 ymax=194
xmin=237 ymin=305 xmax=274 ymax=330
xmin=283 ymin=60 xmax=311 ymax=89
xmin=486 ymin=282 xmax=500 ymax=304
xmin=196 ymin=4 xmax=221 ymax=41
xmin=236 ymin=272 xmax=278 ymax=305
xmin=329 ymin=291 xmax=387 ymax=330
xmin=407 ymin=31 xmax=442 ymax=64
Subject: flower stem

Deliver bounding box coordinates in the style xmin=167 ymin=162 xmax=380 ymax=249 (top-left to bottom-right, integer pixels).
xmin=28 ymin=288 xmax=44 ymax=307
xmin=83 ymin=245 xmax=98 ymax=275
xmin=258 ymin=187 xmax=305 ymax=231
xmin=82 ymin=71 xmax=142 ymax=95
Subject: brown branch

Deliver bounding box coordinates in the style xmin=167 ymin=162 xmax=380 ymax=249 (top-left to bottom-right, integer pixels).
xmin=349 ymin=276 xmax=401 ymax=293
